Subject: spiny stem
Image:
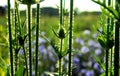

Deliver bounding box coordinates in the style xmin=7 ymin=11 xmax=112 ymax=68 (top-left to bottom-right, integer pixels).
xmin=23 ymin=45 xmax=28 ymax=76
xmin=106 ymin=10 xmax=110 ymax=76
xmin=68 ymin=0 xmax=74 ymax=76
xmin=8 ymin=0 xmax=14 ymax=75
xmin=60 ymin=0 xmax=63 ymax=25
xmin=114 ymin=21 xmax=119 ymax=76
xmin=59 ymin=39 xmax=63 ymax=76
xmin=114 ymin=0 xmax=119 ymax=75
xmin=35 ymin=3 xmax=40 ymax=76
xmin=110 ymin=48 xmax=113 ymax=76
xmin=14 ymin=0 xmax=17 ymax=73
xmin=27 ymin=4 xmax=32 ymax=76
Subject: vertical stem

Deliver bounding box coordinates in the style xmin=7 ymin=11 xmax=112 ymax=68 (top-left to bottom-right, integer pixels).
xmin=22 ymin=45 xmax=28 ymax=76
xmin=59 ymin=58 xmax=62 ymax=76
xmin=114 ymin=0 xmax=119 ymax=76
xmin=8 ymin=0 xmax=14 ymax=76
xmin=106 ymin=1 xmax=111 ymax=75
xmin=60 ymin=0 xmax=63 ymax=26
xmin=27 ymin=4 xmax=32 ymax=76
xmin=68 ymin=0 xmax=74 ymax=76
xmin=35 ymin=3 xmax=40 ymax=76
xmin=14 ymin=0 xmax=17 ymax=73
xmin=114 ymin=21 xmax=119 ymax=76
xmin=105 ymin=49 xmax=109 ymax=76
xmin=59 ymin=39 xmax=63 ymax=76
xmin=110 ymin=48 xmax=113 ymax=76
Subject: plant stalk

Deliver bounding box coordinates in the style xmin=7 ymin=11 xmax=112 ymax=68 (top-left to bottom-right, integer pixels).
xmin=114 ymin=0 xmax=119 ymax=75
xmin=110 ymin=48 xmax=113 ymax=76
xmin=35 ymin=3 xmax=40 ymax=76
xmin=60 ymin=0 xmax=63 ymax=26
xmin=68 ymin=0 xmax=74 ymax=76
xmin=8 ymin=0 xmax=14 ymax=75
xmin=27 ymin=4 xmax=32 ymax=76
xmin=59 ymin=39 xmax=63 ymax=76
xmin=22 ymin=45 xmax=28 ymax=76
xmin=114 ymin=21 xmax=119 ymax=76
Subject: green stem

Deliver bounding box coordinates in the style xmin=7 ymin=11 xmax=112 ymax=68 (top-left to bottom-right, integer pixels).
xmin=22 ymin=45 xmax=28 ymax=76
xmin=110 ymin=48 xmax=113 ymax=76
xmin=114 ymin=0 xmax=119 ymax=75
xmin=68 ymin=0 xmax=73 ymax=76
xmin=105 ymin=49 xmax=109 ymax=76
xmin=8 ymin=0 xmax=14 ymax=76
xmin=60 ymin=0 xmax=63 ymax=26
xmin=35 ymin=3 xmax=40 ymax=76
xmin=14 ymin=0 xmax=17 ymax=73
xmin=59 ymin=58 xmax=62 ymax=76
xmin=27 ymin=4 xmax=32 ymax=76
xmin=114 ymin=21 xmax=119 ymax=76
xmin=106 ymin=1 xmax=111 ymax=75
xmin=106 ymin=11 xmax=110 ymax=76
xmin=15 ymin=50 xmax=18 ymax=74
xmin=59 ymin=39 xmax=63 ymax=76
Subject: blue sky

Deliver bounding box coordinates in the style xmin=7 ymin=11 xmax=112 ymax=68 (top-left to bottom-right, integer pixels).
xmin=0 ymin=0 xmax=101 ymax=11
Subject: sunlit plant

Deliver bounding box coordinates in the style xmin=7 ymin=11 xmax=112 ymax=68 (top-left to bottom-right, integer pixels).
xmin=92 ymin=0 xmax=120 ymax=76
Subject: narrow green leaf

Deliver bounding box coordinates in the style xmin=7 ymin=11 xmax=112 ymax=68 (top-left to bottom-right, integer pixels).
xmin=98 ymin=37 xmax=106 ymax=48
xmin=52 ymin=28 xmax=59 ymax=38
xmin=92 ymin=0 xmax=119 ymax=19
xmin=16 ymin=66 xmax=25 ymax=76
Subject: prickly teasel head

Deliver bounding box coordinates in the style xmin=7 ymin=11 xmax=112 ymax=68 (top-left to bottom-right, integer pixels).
xmin=58 ymin=26 xmax=66 ymax=39
xmin=17 ymin=0 xmax=44 ymax=5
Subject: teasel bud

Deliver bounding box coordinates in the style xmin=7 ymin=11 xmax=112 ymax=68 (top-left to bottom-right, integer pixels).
xmin=17 ymin=0 xmax=44 ymax=4
xmin=58 ymin=26 xmax=66 ymax=39
xmin=18 ymin=35 xmax=27 ymax=46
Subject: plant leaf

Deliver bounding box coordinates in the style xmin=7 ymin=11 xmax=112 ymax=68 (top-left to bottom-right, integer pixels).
xmin=92 ymin=0 xmax=118 ymax=19
xmin=16 ymin=66 xmax=25 ymax=76
xmin=97 ymin=37 xmax=106 ymax=48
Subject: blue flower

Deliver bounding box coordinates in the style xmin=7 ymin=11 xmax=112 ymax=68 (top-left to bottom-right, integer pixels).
xmin=19 ymin=48 xmax=23 ymax=55
xmin=83 ymin=30 xmax=90 ymax=35
xmin=86 ymin=70 xmax=94 ymax=76
xmin=95 ymin=49 xmax=102 ymax=55
xmin=81 ymin=46 xmax=89 ymax=53
xmin=76 ymin=38 xmax=84 ymax=45
xmin=39 ymin=45 xmax=47 ymax=55
xmin=38 ymin=37 xmax=46 ymax=43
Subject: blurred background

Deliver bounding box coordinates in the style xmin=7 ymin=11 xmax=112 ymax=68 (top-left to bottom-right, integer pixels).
xmin=0 ymin=0 xmax=105 ymax=76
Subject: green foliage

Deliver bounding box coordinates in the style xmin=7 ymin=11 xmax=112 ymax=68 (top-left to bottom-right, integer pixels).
xmin=92 ymin=0 xmax=119 ymax=19
xmin=16 ymin=66 xmax=25 ymax=76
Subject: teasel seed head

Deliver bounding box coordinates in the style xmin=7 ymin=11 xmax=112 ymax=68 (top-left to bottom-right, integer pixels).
xmin=58 ymin=26 xmax=66 ymax=39
xmin=17 ymin=0 xmax=44 ymax=5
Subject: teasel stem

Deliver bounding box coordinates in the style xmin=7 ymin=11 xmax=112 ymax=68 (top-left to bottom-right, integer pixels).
xmin=8 ymin=0 xmax=14 ymax=76
xmin=22 ymin=44 xmax=28 ymax=76
xmin=68 ymin=0 xmax=74 ymax=76
xmin=105 ymin=0 xmax=111 ymax=76
xmin=106 ymin=18 xmax=109 ymax=76
xmin=27 ymin=4 xmax=32 ymax=76
xmin=59 ymin=39 xmax=63 ymax=76
xmin=110 ymin=17 xmax=114 ymax=76
xmin=110 ymin=48 xmax=113 ymax=76
xmin=114 ymin=20 xmax=119 ymax=76
xmin=114 ymin=0 xmax=119 ymax=76
xmin=35 ymin=3 xmax=40 ymax=76
xmin=14 ymin=0 xmax=17 ymax=73
xmin=60 ymin=0 xmax=63 ymax=26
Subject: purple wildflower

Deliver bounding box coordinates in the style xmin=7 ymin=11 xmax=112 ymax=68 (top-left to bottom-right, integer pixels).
xmin=81 ymin=46 xmax=89 ymax=53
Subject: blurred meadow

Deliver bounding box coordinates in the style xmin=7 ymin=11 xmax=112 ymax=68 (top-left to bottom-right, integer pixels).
xmin=0 ymin=6 xmax=104 ymax=75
